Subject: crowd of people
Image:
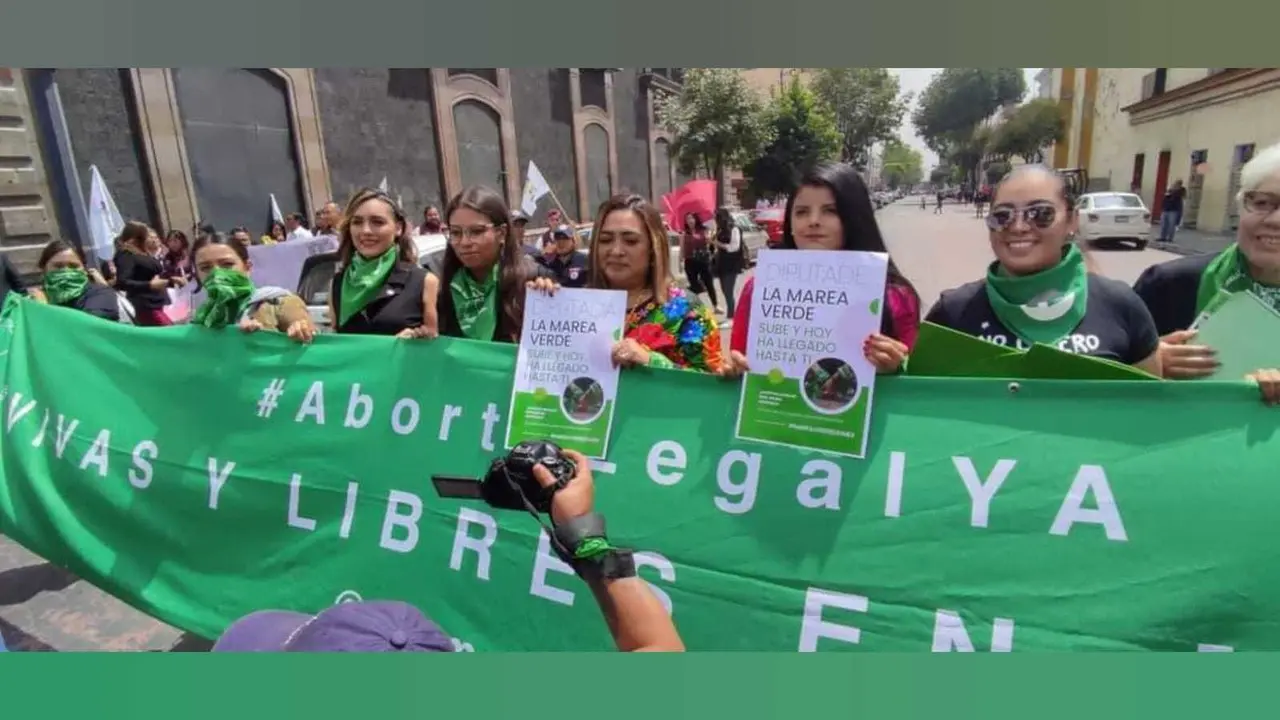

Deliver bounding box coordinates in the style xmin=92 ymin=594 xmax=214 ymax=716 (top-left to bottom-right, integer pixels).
xmin=4 ymin=141 xmax=1280 ymax=653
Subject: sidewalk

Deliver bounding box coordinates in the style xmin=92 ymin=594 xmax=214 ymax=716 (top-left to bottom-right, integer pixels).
xmin=1152 ymin=226 xmax=1234 ymax=257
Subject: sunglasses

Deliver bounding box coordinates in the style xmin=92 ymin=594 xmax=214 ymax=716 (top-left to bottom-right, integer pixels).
xmin=985 ymin=202 xmax=1058 ymax=231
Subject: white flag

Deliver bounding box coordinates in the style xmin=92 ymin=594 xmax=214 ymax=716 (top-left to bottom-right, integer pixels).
xmin=87 ymin=165 xmax=124 ymax=262
xmin=521 ymin=161 xmax=551 ymax=216
xmin=269 ymin=194 xmax=284 ymax=225
xmin=378 ymin=176 xmax=389 ymax=193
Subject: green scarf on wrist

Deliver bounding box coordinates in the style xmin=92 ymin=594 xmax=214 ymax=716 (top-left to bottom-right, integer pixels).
xmin=193 ymin=267 xmax=255 ymax=328
xmin=339 ymin=247 xmax=399 ymax=326
xmin=43 ymin=268 xmax=89 ymax=306
xmin=450 ymin=265 xmax=499 ymax=340
xmin=1195 ymin=243 xmax=1280 ymax=320
xmin=984 ymin=243 xmax=1089 ymax=346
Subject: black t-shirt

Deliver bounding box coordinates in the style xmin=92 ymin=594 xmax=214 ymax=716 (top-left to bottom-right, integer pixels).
xmin=925 ymin=274 xmax=1161 ymax=365
xmin=1162 ymin=186 xmax=1186 ymax=214
xmin=1131 ymin=252 xmax=1214 ymax=336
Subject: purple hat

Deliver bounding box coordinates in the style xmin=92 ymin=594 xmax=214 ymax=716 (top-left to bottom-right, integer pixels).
xmin=212 ymin=601 xmax=455 ymax=653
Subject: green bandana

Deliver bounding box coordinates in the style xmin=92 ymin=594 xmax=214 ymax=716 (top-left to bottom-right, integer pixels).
xmin=1195 ymin=243 xmax=1280 ymax=321
xmin=985 ymin=243 xmax=1089 ymax=346
xmin=339 ymin=247 xmax=399 ymax=326
xmin=193 ymin=267 xmax=255 ymax=329
xmin=450 ymin=265 xmax=499 ymax=340
xmin=43 ymin=268 xmax=89 ymax=306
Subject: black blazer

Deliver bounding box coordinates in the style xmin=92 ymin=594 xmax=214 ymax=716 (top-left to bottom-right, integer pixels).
xmin=113 ymin=250 xmax=169 ymax=310
xmin=331 ymin=262 xmax=426 ymax=336
xmin=1131 ymin=253 xmax=1215 ymax=336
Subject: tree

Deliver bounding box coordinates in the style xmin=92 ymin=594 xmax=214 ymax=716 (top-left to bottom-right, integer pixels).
xmin=744 ymin=77 xmax=841 ymax=200
xmin=880 ymin=139 xmax=924 ymax=190
xmin=989 ymin=98 xmax=1067 ymax=164
xmin=946 ymin=126 xmax=993 ymax=187
xmin=658 ymin=68 xmax=775 ymax=204
xmin=984 ymin=161 xmax=1011 ymax=185
xmin=809 ymin=68 xmax=911 ymax=169
xmin=911 ymin=68 xmax=1026 ymax=154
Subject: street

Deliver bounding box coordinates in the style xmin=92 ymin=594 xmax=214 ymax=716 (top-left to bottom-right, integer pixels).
xmin=0 ymin=197 xmax=1190 ymax=652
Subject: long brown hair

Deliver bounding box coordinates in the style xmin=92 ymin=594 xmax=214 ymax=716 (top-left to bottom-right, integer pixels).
xmin=336 ymin=188 xmax=416 ymax=266
xmin=587 ymin=194 xmax=671 ymax=302
xmin=438 ymin=185 xmax=527 ymax=342
xmin=115 ymin=220 xmax=151 ymax=255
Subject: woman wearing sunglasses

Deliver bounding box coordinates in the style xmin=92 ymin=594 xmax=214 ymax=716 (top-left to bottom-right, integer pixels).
xmin=925 ymin=165 xmax=1162 ymax=375
xmin=1132 ymin=143 xmax=1280 ymax=404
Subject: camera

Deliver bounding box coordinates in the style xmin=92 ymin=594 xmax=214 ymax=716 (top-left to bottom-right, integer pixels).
xmin=431 ymin=440 xmax=578 ymax=514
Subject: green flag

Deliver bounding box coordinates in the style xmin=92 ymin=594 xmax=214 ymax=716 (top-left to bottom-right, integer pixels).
xmin=0 ymin=296 xmax=1275 ymax=651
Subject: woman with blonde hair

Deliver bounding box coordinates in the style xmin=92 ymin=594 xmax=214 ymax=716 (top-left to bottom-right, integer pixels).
xmin=328 ymin=187 xmax=437 ymax=338
xmin=583 ymin=193 xmax=723 ymax=373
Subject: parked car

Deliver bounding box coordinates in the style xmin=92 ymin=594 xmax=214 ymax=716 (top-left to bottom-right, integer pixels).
xmin=297 ymin=233 xmax=448 ymax=331
xmin=753 ymin=208 xmax=785 ymax=248
xmin=729 ymin=211 xmax=767 ymax=265
xmin=1075 ymin=192 xmax=1152 ymax=250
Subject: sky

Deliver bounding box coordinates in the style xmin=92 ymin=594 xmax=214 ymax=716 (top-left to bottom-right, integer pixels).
xmin=890 ymin=68 xmax=1043 ymax=171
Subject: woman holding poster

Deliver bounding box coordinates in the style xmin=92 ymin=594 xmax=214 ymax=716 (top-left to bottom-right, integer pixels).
xmin=1132 ymin=143 xmax=1280 ymax=403
xmin=725 ymin=164 xmax=920 ymax=375
xmin=925 ymin=166 xmax=1163 ymax=374
xmin=435 ymin=185 xmax=555 ymax=343
xmin=328 ymin=188 xmax=438 ymax=339
xmin=584 ymin=194 xmax=724 ymax=373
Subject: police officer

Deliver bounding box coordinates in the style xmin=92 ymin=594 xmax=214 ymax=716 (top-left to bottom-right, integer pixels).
xmin=540 ymin=224 xmax=589 ymax=288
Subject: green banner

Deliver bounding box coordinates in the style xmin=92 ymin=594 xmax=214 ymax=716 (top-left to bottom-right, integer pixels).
xmin=1 ymin=296 xmax=1277 ymax=651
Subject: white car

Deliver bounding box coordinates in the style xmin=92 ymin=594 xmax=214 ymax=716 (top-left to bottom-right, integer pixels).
xmin=1076 ymin=192 xmax=1152 ymax=250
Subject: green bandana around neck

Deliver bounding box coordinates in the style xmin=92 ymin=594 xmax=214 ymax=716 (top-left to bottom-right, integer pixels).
xmin=338 ymin=247 xmax=399 ymax=326
xmin=984 ymin=243 xmax=1089 ymax=346
xmin=1195 ymin=243 xmax=1280 ymax=320
xmin=43 ymin=268 xmax=89 ymax=306
xmin=450 ymin=265 xmax=499 ymax=340
xmin=193 ymin=267 xmax=255 ymax=328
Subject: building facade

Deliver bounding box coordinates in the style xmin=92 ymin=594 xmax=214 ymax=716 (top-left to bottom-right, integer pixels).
xmin=0 ymin=67 xmax=685 ymax=273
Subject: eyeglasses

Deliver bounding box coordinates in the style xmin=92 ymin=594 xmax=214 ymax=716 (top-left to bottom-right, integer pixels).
xmin=448 ymin=224 xmax=499 ymax=242
xmin=986 ymin=202 xmax=1058 ymax=231
xmin=1242 ymin=191 xmax=1280 ymax=215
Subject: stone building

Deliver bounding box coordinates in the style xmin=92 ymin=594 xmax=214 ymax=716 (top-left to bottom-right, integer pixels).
xmin=0 ymin=67 xmax=686 ymax=273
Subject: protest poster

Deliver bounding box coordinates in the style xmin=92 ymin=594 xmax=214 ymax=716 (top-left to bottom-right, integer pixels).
xmin=1190 ymin=290 xmax=1280 ymax=382
xmin=506 ymin=287 xmax=626 ymax=458
xmin=735 ymin=249 xmax=888 ymax=458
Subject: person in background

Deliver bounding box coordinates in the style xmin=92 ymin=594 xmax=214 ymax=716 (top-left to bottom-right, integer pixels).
xmin=190 ymin=234 xmax=314 ymax=343
xmin=540 ymin=208 xmax=565 ymax=247
xmin=416 ymin=205 xmax=444 ymax=237
xmin=329 ymin=188 xmax=437 ymax=338
xmin=580 ymin=194 xmax=723 ymax=373
xmin=935 ymin=191 xmax=945 ymax=214
xmin=1133 ymin=142 xmax=1280 ymax=404
xmin=229 ymin=227 xmax=254 ymax=251
xmin=540 ymin=224 xmax=589 ymax=288
xmin=313 ymin=201 xmax=343 ymax=240
xmin=680 ymin=212 xmax=719 ymax=313
xmin=711 ymin=207 xmax=745 ymax=322
xmin=212 ymin=449 xmax=683 ymax=653
xmin=510 ymin=210 xmax=538 ymax=257
xmin=0 ymin=248 xmax=27 ymax=300
xmin=926 ymin=165 xmax=1162 ymax=374
xmin=29 ymin=240 xmax=119 ymax=321
xmin=161 ymin=230 xmax=192 ymax=282
xmin=1158 ymin=179 xmax=1187 ymax=243
xmin=284 ymin=212 xmax=314 ymax=242
xmin=261 ymin=221 xmax=286 ymax=246
xmin=436 ymin=185 xmax=553 ymax=344
xmin=725 ymin=163 xmax=919 ymax=376
xmin=113 ymin=220 xmax=176 ymax=327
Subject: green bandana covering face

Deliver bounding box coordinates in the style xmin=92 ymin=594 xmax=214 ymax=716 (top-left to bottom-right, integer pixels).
xmin=338 ymin=247 xmax=399 ymax=326
xmin=43 ymin=268 xmax=89 ymax=306
xmin=193 ymin=267 xmax=255 ymax=328
xmin=450 ymin=265 xmax=499 ymax=340
xmin=985 ymin=243 xmax=1089 ymax=346
xmin=1196 ymin=243 xmax=1280 ymax=320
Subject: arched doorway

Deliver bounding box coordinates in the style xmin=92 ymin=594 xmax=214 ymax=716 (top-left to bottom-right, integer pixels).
xmin=453 ymin=100 xmax=505 ymax=192
xmin=171 ymin=69 xmax=305 ymax=233
xmin=583 ymin=123 xmax=611 ymax=214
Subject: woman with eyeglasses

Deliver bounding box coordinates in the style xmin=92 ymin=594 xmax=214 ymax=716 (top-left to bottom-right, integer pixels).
xmin=925 ymin=165 xmax=1162 ymax=374
xmin=328 ymin=188 xmax=439 ymax=339
xmin=190 ymin=234 xmax=314 ymax=343
xmin=30 ymin=240 xmax=119 ymax=321
xmin=724 ymin=163 xmax=920 ymax=376
xmin=575 ymin=194 xmax=724 ymax=373
xmin=435 ymin=185 xmax=554 ymax=343
xmin=1132 ymin=143 xmax=1280 ymax=404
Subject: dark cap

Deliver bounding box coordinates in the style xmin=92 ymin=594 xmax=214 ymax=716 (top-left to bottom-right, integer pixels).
xmin=212 ymin=600 xmax=455 ymax=653
xmin=553 ymin=224 xmax=574 ymax=239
